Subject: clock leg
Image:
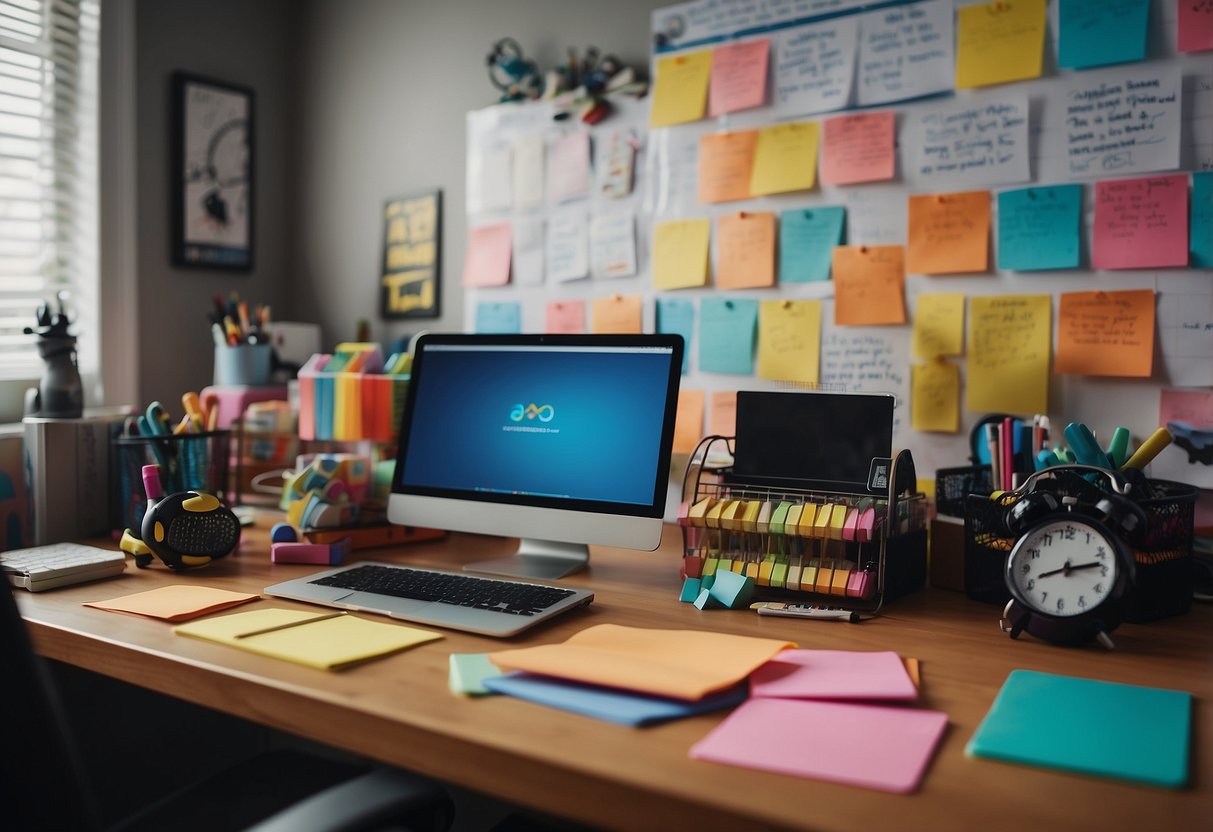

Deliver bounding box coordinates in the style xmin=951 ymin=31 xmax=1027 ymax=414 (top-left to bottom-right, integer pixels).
xmin=1094 ymin=630 xmax=1115 ymax=651
xmin=999 ymin=600 xmax=1028 ymax=640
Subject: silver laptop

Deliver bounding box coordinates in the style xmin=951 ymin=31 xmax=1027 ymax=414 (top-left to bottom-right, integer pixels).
xmin=263 ymin=561 xmax=594 ymax=638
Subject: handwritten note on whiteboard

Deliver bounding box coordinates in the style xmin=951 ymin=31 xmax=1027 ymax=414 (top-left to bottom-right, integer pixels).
xmin=699 ymin=131 xmax=758 ymax=203
xmin=907 ymin=191 xmax=991 ymax=275
xmin=955 ymin=0 xmax=1046 ymax=89
xmin=912 ymin=293 xmax=965 ymax=359
xmin=589 ymin=212 xmax=637 ymax=279
xmin=512 ymin=217 xmax=544 ymax=286
xmin=819 ymin=331 xmax=908 ymax=436
xmin=758 ymin=300 xmax=822 ymax=383
xmin=1157 ymin=275 xmax=1213 ymax=387
xmin=911 ymin=360 xmax=959 ymax=433
xmin=650 ymin=50 xmax=712 ymax=127
xmin=910 ymin=96 xmax=1029 ymax=187
xmin=780 ymin=206 xmax=846 ymax=283
xmin=997 ymin=185 xmax=1082 ymax=271
xmin=967 ymin=295 xmax=1051 ymax=415
xmin=1055 ymin=289 xmax=1155 ymax=378
xmin=717 ymin=212 xmax=776 ymax=290
xmin=1054 ymin=66 xmax=1181 ymax=179
xmin=770 ymin=17 xmax=858 ymax=118
xmin=1058 ymin=0 xmax=1149 ymax=69
xmin=699 ymin=298 xmax=758 ymax=375
xmin=545 ymin=212 xmax=589 ymax=282
xmin=1092 ymin=175 xmax=1189 ymax=270
xmin=820 ymin=112 xmax=895 ymax=185
xmin=856 ymin=0 xmax=954 ymax=107
xmin=832 ymin=245 xmax=906 ymax=326
xmin=709 ymin=38 xmax=770 ymax=116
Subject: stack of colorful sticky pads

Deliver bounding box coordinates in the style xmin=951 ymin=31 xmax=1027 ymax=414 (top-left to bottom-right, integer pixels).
xmin=282 ymin=454 xmax=369 ymax=530
xmin=677 ymin=495 xmax=879 ymax=610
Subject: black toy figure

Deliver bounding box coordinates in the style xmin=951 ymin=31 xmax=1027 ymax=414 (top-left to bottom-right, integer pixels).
xmin=23 ymin=291 xmax=83 ymax=419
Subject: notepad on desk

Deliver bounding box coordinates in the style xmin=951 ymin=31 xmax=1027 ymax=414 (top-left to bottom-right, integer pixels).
xmin=174 ymin=608 xmax=442 ymax=670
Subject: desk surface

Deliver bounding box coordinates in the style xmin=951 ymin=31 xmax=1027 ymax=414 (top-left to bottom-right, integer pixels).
xmin=18 ymin=520 xmax=1213 ymax=832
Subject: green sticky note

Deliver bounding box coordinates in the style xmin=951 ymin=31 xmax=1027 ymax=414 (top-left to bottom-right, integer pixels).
xmin=448 ymin=653 xmax=502 ymax=697
xmin=966 ymin=670 xmax=1191 ymax=788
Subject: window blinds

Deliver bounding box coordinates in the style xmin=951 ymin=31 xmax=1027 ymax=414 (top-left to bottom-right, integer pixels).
xmin=0 ymin=0 xmax=98 ymax=378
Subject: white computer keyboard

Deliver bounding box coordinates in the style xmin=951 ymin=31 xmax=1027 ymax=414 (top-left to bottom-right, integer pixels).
xmin=2 ymin=542 xmax=126 ymax=592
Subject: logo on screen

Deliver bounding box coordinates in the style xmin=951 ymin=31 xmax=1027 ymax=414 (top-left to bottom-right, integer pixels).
xmin=509 ymin=403 xmax=555 ymax=422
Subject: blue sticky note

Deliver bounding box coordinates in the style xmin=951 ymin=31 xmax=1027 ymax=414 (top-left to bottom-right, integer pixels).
xmin=656 ymin=298 xmax=694 ymax=374
xmin=483 ymin=672 xmax=748 ymax=726
xmin=997 ymin=185 xmax=1081 ymax=271
xmin=1192 ymin=172 xmax=1213 ymax=269
xmin=1058 ymin=0 xmax=1149 ymax=69
xmin=475 ymin=302 xmax=521 ymax=334
xmin=699 ymin=298 xmax=757 ymax=375
xmin=780 ymin=206 xmax=845 ymax=283
xmin=966 ymin=670 xmax=1191 ymax=788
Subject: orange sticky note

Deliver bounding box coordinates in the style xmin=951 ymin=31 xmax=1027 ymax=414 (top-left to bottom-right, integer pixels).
xmin=651 ymin=50 xmax=713 ymax=128
xmin=967 ymin=294 xmax=1051 ymax=414
xmin=709 ymin=38 xmax=770 ymax=116
xmin=545 ymin=300 xmax=586 ymax=334
xmin=462 ymin=222 xmax=512 ymax=286
xmin=717 ymin=212 xmax=776 ymax=289
xmin=750 ymin=121 xmax=818 ymax=196
xmin=698 ymin=131 xmax=757 ymax=204
xmin=907 ymin=192 xmax=991 ymax=275
xmin=832 ymin=246 xmax=906 ymax=326
xmin=758 ymin=300 xmax=822 ymax=383
xmin=85 ymin=585 xmax=260 ymax=622
xmin=673 ymin=390 xmax=706 ymax=455
xmin=709 ymin=391 xmax=737 ymax=437
xmin=911 ymin=359 xmax=960 ymax=433
xmin=590 ymin=295 xmax=642 ymax=334
xmin=820 ymin=112 xmax=895 ymax=185
xmin=1055 ymin=289 xmax=1155 ymax=378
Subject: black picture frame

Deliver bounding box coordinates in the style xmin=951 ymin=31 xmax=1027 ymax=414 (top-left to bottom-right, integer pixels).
xmin=171 ymin=72 xmax=254 ymax=270
xmin=380 ymin=190 xmax=442 ymax=319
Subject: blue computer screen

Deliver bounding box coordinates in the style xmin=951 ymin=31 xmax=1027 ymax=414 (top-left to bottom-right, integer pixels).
xmin=399 ymin=342 xmax=678 ymax=508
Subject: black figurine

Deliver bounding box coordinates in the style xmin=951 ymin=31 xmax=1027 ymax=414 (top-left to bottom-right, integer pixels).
xmin=23 ymin=291 xmax=83 ymax=419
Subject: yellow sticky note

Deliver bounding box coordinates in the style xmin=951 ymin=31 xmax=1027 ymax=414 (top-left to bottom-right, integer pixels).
xmin=956 ymin=0 xmax=1047 ymax=89
xmin=758 ymin=300 xmax=821 ymax=383
xmin=717 ymin=211 xmax=776 ymax=289
xmin=911 ymin=360 xmax=960 ymax=432
xmin=673 ymin=389 xmax=706 ymax=455
xmin=832 ymin=246 xmax=906 ymax=326
xmin=698 ymin=131 xmax=757 ymax=204
xmin=1055 ymin=289 xmax=1155 ymax=378
xmin=650 ymin=50 xmax=713 ymax=128
xmin=912 ymin=293 xmax=966 ymax=359
xmin=653 ymin=218 xmax=711 ymax=289
xmin=591 ymin=295 xmax=643 ymax=333
xmin=967 ymin=295 xmax=1052 ymax=414
xmin=708 ymin=391 xmax=737 ymax=437
xmin=907 ymin=192 xmax=991 ymax=275
xmin=750 ymin=121 xmax=819 ymax=196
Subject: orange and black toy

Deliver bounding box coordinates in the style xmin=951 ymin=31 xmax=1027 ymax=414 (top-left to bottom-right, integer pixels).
xmin=126 ymin=464 xmax=241 ymax=570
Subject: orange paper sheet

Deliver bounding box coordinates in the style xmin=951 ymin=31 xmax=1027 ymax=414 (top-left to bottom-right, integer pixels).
xmin=490 ymin=624 xmax=795 ymax=701
xmin=673 ymin=389 xmax=706 ymax=455
xmin=1055 ymin=289 xmax=1155 ymax=378
xmin=709 ymin=391 xmax=738 ymax=437
xmin=717 ymin=211 xmax=776 ymax=289
xmin=590 ymin=295 xmax=642 ymax=334
xmin=907 ymin=192 xmax=990 ymax=275
xmin=832 ymin=246 xmax=906 ymax=326
xmin=820 ymin=112 xmax=895 ymax=185
xmin=698 ymin=131 xmax=757 ymax=204
xmin=85 ymin=585 xmax=260 ymax=622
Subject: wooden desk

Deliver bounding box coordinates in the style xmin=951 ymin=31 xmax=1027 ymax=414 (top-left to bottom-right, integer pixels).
xmin=18 ymin=521 xmax=1212 ymax=832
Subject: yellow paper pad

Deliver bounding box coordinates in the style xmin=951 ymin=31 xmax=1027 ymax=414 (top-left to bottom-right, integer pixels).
xmin=911 ymin=360 xmax=960 ymax=432
xmin=967 ymin=294 xmax=1052 ymax=414
xmin=749 ymin=121 xmax=818 ymax=196
xmin=956 ymin=0 xmax=1047 ymax=89
xmin=652 ymin=219 xmax=711 ymax=289
xmin=912 ymin=292 xmax=965 ymax=359
xmin=85 ymin=585 xmax=260 ymax=622
xmin=174 ymin=608 xmax=442 ymax=671
xmin=490 ymin=624 xmax=794 ymax=701
xmin=650 ymin=50 xmax=712 ymax=128
xmin=758 ymin=300 xmax=821 ymax=383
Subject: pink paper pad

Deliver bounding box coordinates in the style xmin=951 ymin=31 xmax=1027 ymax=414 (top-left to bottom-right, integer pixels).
xmin=691 ymin=698 xmax=948 ymax=793
xmin=749 ymin=650 xmax=918 ymax=701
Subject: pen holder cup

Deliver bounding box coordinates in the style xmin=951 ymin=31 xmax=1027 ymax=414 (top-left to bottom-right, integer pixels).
xmin=214 ymin=343 xmax=272 ymax=387
xmin=962 ymin=476 xmax=1198 ymax=622
xmin=111 ymin=430 xmax=231 ymax=535
xmin=935 ymin=465 xmax=993 ymax=518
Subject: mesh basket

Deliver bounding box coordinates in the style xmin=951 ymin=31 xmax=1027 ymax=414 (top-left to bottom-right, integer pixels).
xmin=112 ymin=431 xmax=231 ymax=534
xmin=935 ymin=465 xmax=993 ymax=518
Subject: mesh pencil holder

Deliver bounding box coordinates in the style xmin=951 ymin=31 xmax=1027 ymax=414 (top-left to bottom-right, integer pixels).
xmin=934 ymin=465 xmax=993 ymax=518
xmin=963 ymin=468 xmax=1197 ymax=622
xmin=112 ymin=431 xmax=231 ymax=534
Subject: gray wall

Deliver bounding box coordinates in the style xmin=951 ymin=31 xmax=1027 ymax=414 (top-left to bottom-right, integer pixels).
xmin=291 ymin=0 xmax=666 ymax=349
xmin=133 ymin=0 xmax=298 ymax=405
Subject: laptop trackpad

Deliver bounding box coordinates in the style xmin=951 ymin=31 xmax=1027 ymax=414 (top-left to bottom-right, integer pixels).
xmin=342 ymin=591 xmax=431 ymax=616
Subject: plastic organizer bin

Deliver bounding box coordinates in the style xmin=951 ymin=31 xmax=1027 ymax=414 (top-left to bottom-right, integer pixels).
xmin=297 ymin=345 xmax=409 ymax=442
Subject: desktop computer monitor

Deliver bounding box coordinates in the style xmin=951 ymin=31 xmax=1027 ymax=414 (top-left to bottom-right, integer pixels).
xmin=387 ymin=333 xmax=683 ymax=579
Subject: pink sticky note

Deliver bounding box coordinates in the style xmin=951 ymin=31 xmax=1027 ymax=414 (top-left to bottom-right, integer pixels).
xmin=690 ymin=698 xmax=948 ymax=794
xmin=462 ymin=223 xmax=512 ymax=286
xmin=545 ymin=300 xmax=586 ymax=334
xmin=821 ymin=112 xmax=896 ymax=186
xmin=749 ymin=650 xmax=918 ymax=701
xmin=709 ymin=39 xmax=770 ymax=116
xmin=1093 ymin=175 xmax=1189 ymax=270
xmin=547 ymin=130 xmax=590 ymax=204
xmin=1178 ymin=2 xmax=1213 ymax=53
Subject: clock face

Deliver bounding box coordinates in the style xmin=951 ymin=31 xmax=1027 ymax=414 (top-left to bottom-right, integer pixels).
xmin=1007 ymin=517 xmax=1119 ymax=618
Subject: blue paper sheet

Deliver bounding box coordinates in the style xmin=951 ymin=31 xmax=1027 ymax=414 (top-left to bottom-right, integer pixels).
xmin=1192 ymin=172 xmax=1213 ymax=269
xmin=484 ymin=672 xmax=748 ymax=727
xmin=698 ymin=298 xmax=757 ymax=375
xmin=475 ymin=302 xmax=522 ymax=334
xmin=656 ymin=298 xmax=694 ymax=374
xmin=779 ymin=206 xmax=845 ymax=283
xmin=997 ymin=185 xmax=1081 ymax=271
xmin=1058 ymin=0 xmax=1149 ymax=69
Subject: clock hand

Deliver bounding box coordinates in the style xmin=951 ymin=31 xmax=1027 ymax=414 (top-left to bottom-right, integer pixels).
xmin=1037 ymin=560 xmax=1103 ymax=579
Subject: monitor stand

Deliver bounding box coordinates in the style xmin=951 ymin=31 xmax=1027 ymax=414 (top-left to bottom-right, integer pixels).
xmin=464 ymin=539 xmax=589 ymax=580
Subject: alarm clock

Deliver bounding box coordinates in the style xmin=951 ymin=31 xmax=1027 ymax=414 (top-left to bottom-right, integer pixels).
xmin=997 ymin=466 xmax=1144 ymax=650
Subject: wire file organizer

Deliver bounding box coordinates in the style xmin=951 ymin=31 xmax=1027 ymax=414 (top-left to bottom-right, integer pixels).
xmin=678 ymin=435 xmax=928 ymax=616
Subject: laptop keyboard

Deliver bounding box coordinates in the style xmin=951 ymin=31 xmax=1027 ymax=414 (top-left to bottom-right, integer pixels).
xmin=309 ymin=564 xmax=576 ymax=617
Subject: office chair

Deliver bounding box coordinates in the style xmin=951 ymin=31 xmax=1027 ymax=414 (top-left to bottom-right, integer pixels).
xmin=0 ymin=583 xmax=453 ymax=832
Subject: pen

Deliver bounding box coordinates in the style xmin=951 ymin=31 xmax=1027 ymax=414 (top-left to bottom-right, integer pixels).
xmin=986 ymin=423 xmax=1000 ymax=491
xmin=234 ymin=611 xmax=347 ymax=639
xmin=752 ymin=603 xmax=860 ymax=623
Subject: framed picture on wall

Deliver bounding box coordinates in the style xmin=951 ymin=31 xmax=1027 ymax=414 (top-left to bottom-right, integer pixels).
xmin=380 ymin=190 xmax=442 ymax=319
xmin=171 ymin=72 xmax=254 ymax=270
